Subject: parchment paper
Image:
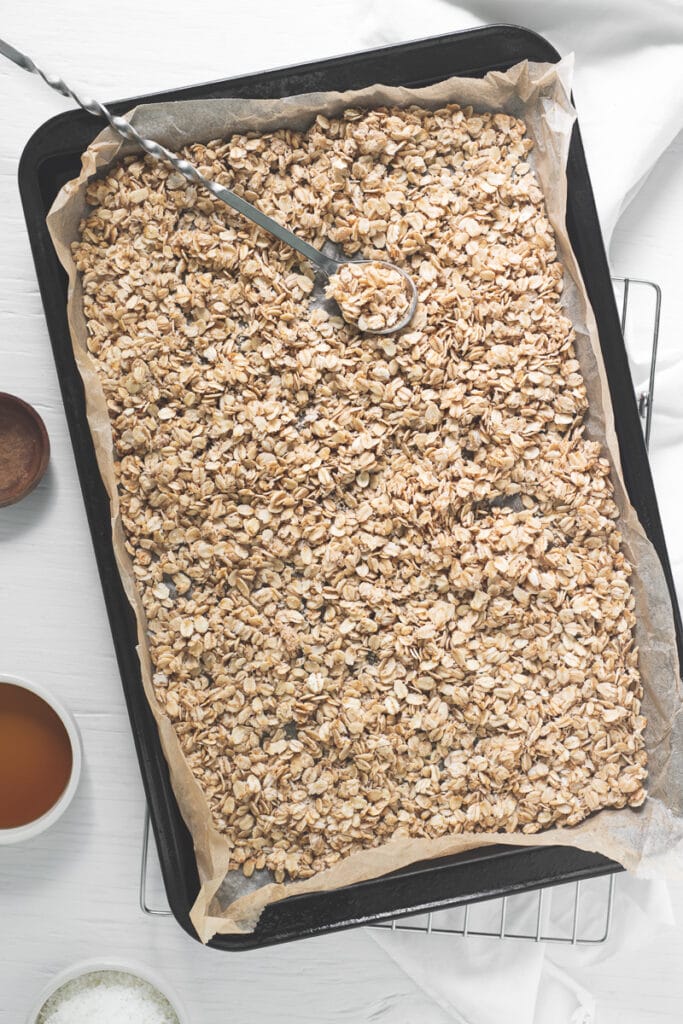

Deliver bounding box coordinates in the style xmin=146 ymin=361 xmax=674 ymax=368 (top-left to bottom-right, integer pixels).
xmin=47 ymin=57 xmax=683 ymax=943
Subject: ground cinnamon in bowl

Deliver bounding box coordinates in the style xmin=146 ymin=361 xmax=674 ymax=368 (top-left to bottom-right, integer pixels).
xmin=0 ymin=392 xmax=49 ymax=506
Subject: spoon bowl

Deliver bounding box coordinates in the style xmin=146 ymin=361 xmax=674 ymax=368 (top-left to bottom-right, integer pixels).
xmin=326 ymin=259 xmax=418 ymax=335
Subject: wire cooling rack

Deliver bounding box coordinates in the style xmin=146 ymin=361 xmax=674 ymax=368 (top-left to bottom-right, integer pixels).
xmin=139 ymin=277 xmax=661 ymax=944
xmin=373 ymin=873 xmax=616 ymax=944
xmin=613 ymin=277 xmax=660 ymax=448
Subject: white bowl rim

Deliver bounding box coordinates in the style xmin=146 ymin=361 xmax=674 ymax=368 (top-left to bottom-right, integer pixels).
xmin=0 ymin=673 xmax=82 ymax=845
xmin=26 ymin=957 xmax=189 ymax=1024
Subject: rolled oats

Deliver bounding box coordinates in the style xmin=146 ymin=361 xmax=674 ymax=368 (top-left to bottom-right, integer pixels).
xmin=72 ymin=102 xmax=647 ymax=881
xmin=326 ymin=260 xmax=411 ymax=332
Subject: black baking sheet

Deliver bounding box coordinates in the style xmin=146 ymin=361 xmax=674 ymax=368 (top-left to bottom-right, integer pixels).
xmin=19 ymin=24 xmax=683 ymax=949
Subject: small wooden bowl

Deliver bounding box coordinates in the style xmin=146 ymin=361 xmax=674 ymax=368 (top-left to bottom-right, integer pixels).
xmin=0 ymin=393 xmax=50 ymax=507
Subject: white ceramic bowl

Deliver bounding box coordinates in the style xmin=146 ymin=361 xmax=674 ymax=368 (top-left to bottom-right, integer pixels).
xmin=0 ymin=673 xmax=82 ymax=844
xmin=27 ymin=958 xmax=189 ymax=1024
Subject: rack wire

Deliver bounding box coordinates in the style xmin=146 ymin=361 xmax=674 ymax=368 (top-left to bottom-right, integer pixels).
xmin=139 ymin=277 xmax=661 ymax=944
xmin=613 ymin=277 xmax=661 ymax=449
xmin=373 ymin=874 xmax=616 ymax=944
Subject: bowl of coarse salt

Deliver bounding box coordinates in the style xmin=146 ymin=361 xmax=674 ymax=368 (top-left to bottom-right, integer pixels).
xmin=27 ymin=959 xmax=189 ymax=1024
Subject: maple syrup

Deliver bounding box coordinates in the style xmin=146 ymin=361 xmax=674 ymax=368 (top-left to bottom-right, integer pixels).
xmin=0 ymin=682 xmax=73 ymax=829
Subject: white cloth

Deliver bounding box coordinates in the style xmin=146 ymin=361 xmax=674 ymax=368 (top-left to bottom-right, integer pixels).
xmin=371 ymin=876 xmax=676 ymax=1023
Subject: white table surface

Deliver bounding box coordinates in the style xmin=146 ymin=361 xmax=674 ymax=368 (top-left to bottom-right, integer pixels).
xmin=1 ymin=6 xmax=683 ymax=1023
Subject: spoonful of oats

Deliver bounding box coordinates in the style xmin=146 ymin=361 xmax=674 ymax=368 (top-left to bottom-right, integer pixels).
xmin=325 ymin=260 xmax=416 ymax=335
xmin=0 ymin=36 xmax=418 ymax=337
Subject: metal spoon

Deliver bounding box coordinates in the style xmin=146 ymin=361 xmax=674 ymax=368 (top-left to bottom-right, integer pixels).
xmin=0 ymin=37 xmax=418 ymax=336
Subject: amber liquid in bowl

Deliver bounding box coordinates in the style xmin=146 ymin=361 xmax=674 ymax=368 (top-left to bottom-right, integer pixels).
xmin=0 ymin=683 xmax=73 ymax=829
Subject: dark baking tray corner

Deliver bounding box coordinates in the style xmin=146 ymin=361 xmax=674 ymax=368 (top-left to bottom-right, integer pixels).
xmin=19 ymin=24 xmax=683 ymax=949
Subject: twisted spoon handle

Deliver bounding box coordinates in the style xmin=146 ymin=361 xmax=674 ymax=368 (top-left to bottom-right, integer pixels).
xmin=0 ymin=37 xmax=338 ymax=276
